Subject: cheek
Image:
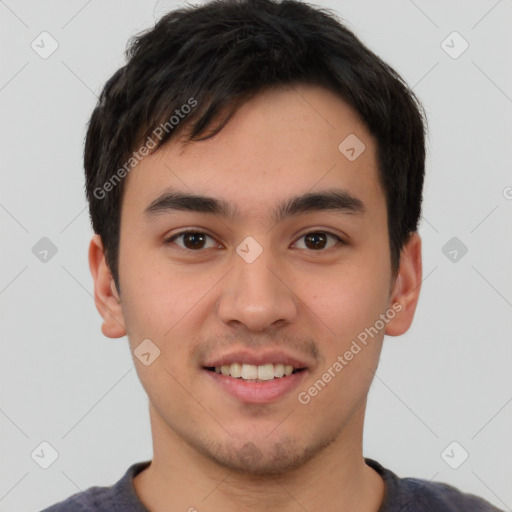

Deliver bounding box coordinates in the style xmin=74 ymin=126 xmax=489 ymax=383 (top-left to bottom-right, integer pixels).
xmin=119 ymin=266 xmax=201 ymax=400
xmin=296 ymin=273 xmax=386 ymax=416
xmin=119 ymin=252 xmax=215 ymax=367
xmin=297 ymin=257 xmax=391 ymax=343
xmin=119 ymin=237 xmax=184 ymax=327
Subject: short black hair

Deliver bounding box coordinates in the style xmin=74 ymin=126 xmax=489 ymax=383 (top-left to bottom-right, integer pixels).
xmin=84 ymin=0 xmax=427 ymax=292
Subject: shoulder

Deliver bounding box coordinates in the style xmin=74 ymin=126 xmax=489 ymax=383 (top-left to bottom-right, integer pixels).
xmin=40 ymin=486 xmax=110 ymax=512
xmin=399 ymin=476 xmax=504 ymax=511
xmin=365 ymin=458 xmax=505 ymax=512
xmin=39 ymin=461 xmax=151 ymax=512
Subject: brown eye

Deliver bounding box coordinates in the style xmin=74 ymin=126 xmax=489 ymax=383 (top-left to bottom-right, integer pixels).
xmin=304 ymin=232 xmax=327 ymax=250
xmin=165 ymin=231 xmax=218 ymax=251
xmin=293 ymin=231 xmax=344 ymax=251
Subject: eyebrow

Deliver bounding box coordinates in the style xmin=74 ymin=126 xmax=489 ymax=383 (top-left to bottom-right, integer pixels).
xmin=144 ymin=187 xmax=366 ymax=224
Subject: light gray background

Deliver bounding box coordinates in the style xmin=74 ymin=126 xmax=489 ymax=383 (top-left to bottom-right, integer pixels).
xmin=1 ymin=0 xmax=511 ymax=511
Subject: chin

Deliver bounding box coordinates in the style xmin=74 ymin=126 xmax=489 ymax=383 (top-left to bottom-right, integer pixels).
xmin=198 ymin=434 xmax=335 ymax=476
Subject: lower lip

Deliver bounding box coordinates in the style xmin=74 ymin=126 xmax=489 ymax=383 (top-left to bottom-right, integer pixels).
xmin=203 ymin=368 xmax=308 ymax=404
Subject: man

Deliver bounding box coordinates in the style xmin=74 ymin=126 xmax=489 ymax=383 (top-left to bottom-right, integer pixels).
xmin=41 ymin=0 xmax=503 ymax=510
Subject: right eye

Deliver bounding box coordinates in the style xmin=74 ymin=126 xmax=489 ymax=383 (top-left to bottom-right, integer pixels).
xmin=164 ymin=231 xmax=221 ymax=252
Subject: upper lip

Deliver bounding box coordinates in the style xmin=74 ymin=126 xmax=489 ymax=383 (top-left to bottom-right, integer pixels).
xmin=203 ymin=349 xmax=312 ymax=369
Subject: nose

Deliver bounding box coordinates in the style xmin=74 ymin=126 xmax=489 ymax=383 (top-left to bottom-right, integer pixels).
xmin=216 ymin=244 xmax=299 ymax=332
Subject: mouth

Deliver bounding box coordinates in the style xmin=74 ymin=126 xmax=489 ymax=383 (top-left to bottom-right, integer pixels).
xmin=203 ymin=363 xmax=306 ymax=383
xmin=202 ymin=363 xmax=309 ymax=404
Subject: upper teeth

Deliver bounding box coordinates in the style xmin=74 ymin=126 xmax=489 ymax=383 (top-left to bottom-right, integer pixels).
xmin=214 ymin=363 xmax=296 ymax=380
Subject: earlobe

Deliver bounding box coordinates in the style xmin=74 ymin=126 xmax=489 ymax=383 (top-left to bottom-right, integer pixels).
xmin=88 ymin=234 xmax=126 ymax=339
xmin=384 ymin=232 xmax=422 ymax=337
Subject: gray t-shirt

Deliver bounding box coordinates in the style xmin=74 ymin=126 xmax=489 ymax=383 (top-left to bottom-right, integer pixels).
xmin=40 ymin=458 xmax=505 ymax=511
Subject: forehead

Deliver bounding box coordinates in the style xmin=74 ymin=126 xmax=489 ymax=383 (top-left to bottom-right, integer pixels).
xmin=121 ymin=84 xmax=385 ymax=226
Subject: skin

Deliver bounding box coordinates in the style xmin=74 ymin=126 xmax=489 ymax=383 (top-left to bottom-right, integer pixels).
xmin=89 ymin=84 xmax=422 ymax=512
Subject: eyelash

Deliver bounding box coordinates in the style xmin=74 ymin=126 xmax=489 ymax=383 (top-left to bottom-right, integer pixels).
xmin=163 ymin=230 xmax=346 ymax=254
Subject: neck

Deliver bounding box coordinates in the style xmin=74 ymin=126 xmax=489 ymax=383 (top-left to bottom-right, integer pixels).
xmin=133 ymin=402 xmax=384 ymax=512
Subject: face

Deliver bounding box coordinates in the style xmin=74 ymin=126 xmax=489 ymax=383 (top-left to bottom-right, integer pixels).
xmin=91 ymin=84 xmax=421 ymax=476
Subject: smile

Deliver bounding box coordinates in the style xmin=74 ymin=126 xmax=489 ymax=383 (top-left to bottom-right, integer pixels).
xmin=205 ymin=362 xmax=305 ymax=381
xmin=203 ymin=365 xmax=308 ymax=404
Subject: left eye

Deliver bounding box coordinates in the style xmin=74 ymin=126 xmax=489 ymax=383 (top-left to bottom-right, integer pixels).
xmin=292 ymin=231 xmax=344 ymax=251
xmin=164 ymin=230 xmax=344 ymax=252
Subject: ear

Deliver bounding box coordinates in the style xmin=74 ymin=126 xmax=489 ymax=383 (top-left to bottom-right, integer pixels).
xmin=385 ymin=232 xmax=422 ymax=337
xmin=88 ymin=234 xmax=126 ymax=338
